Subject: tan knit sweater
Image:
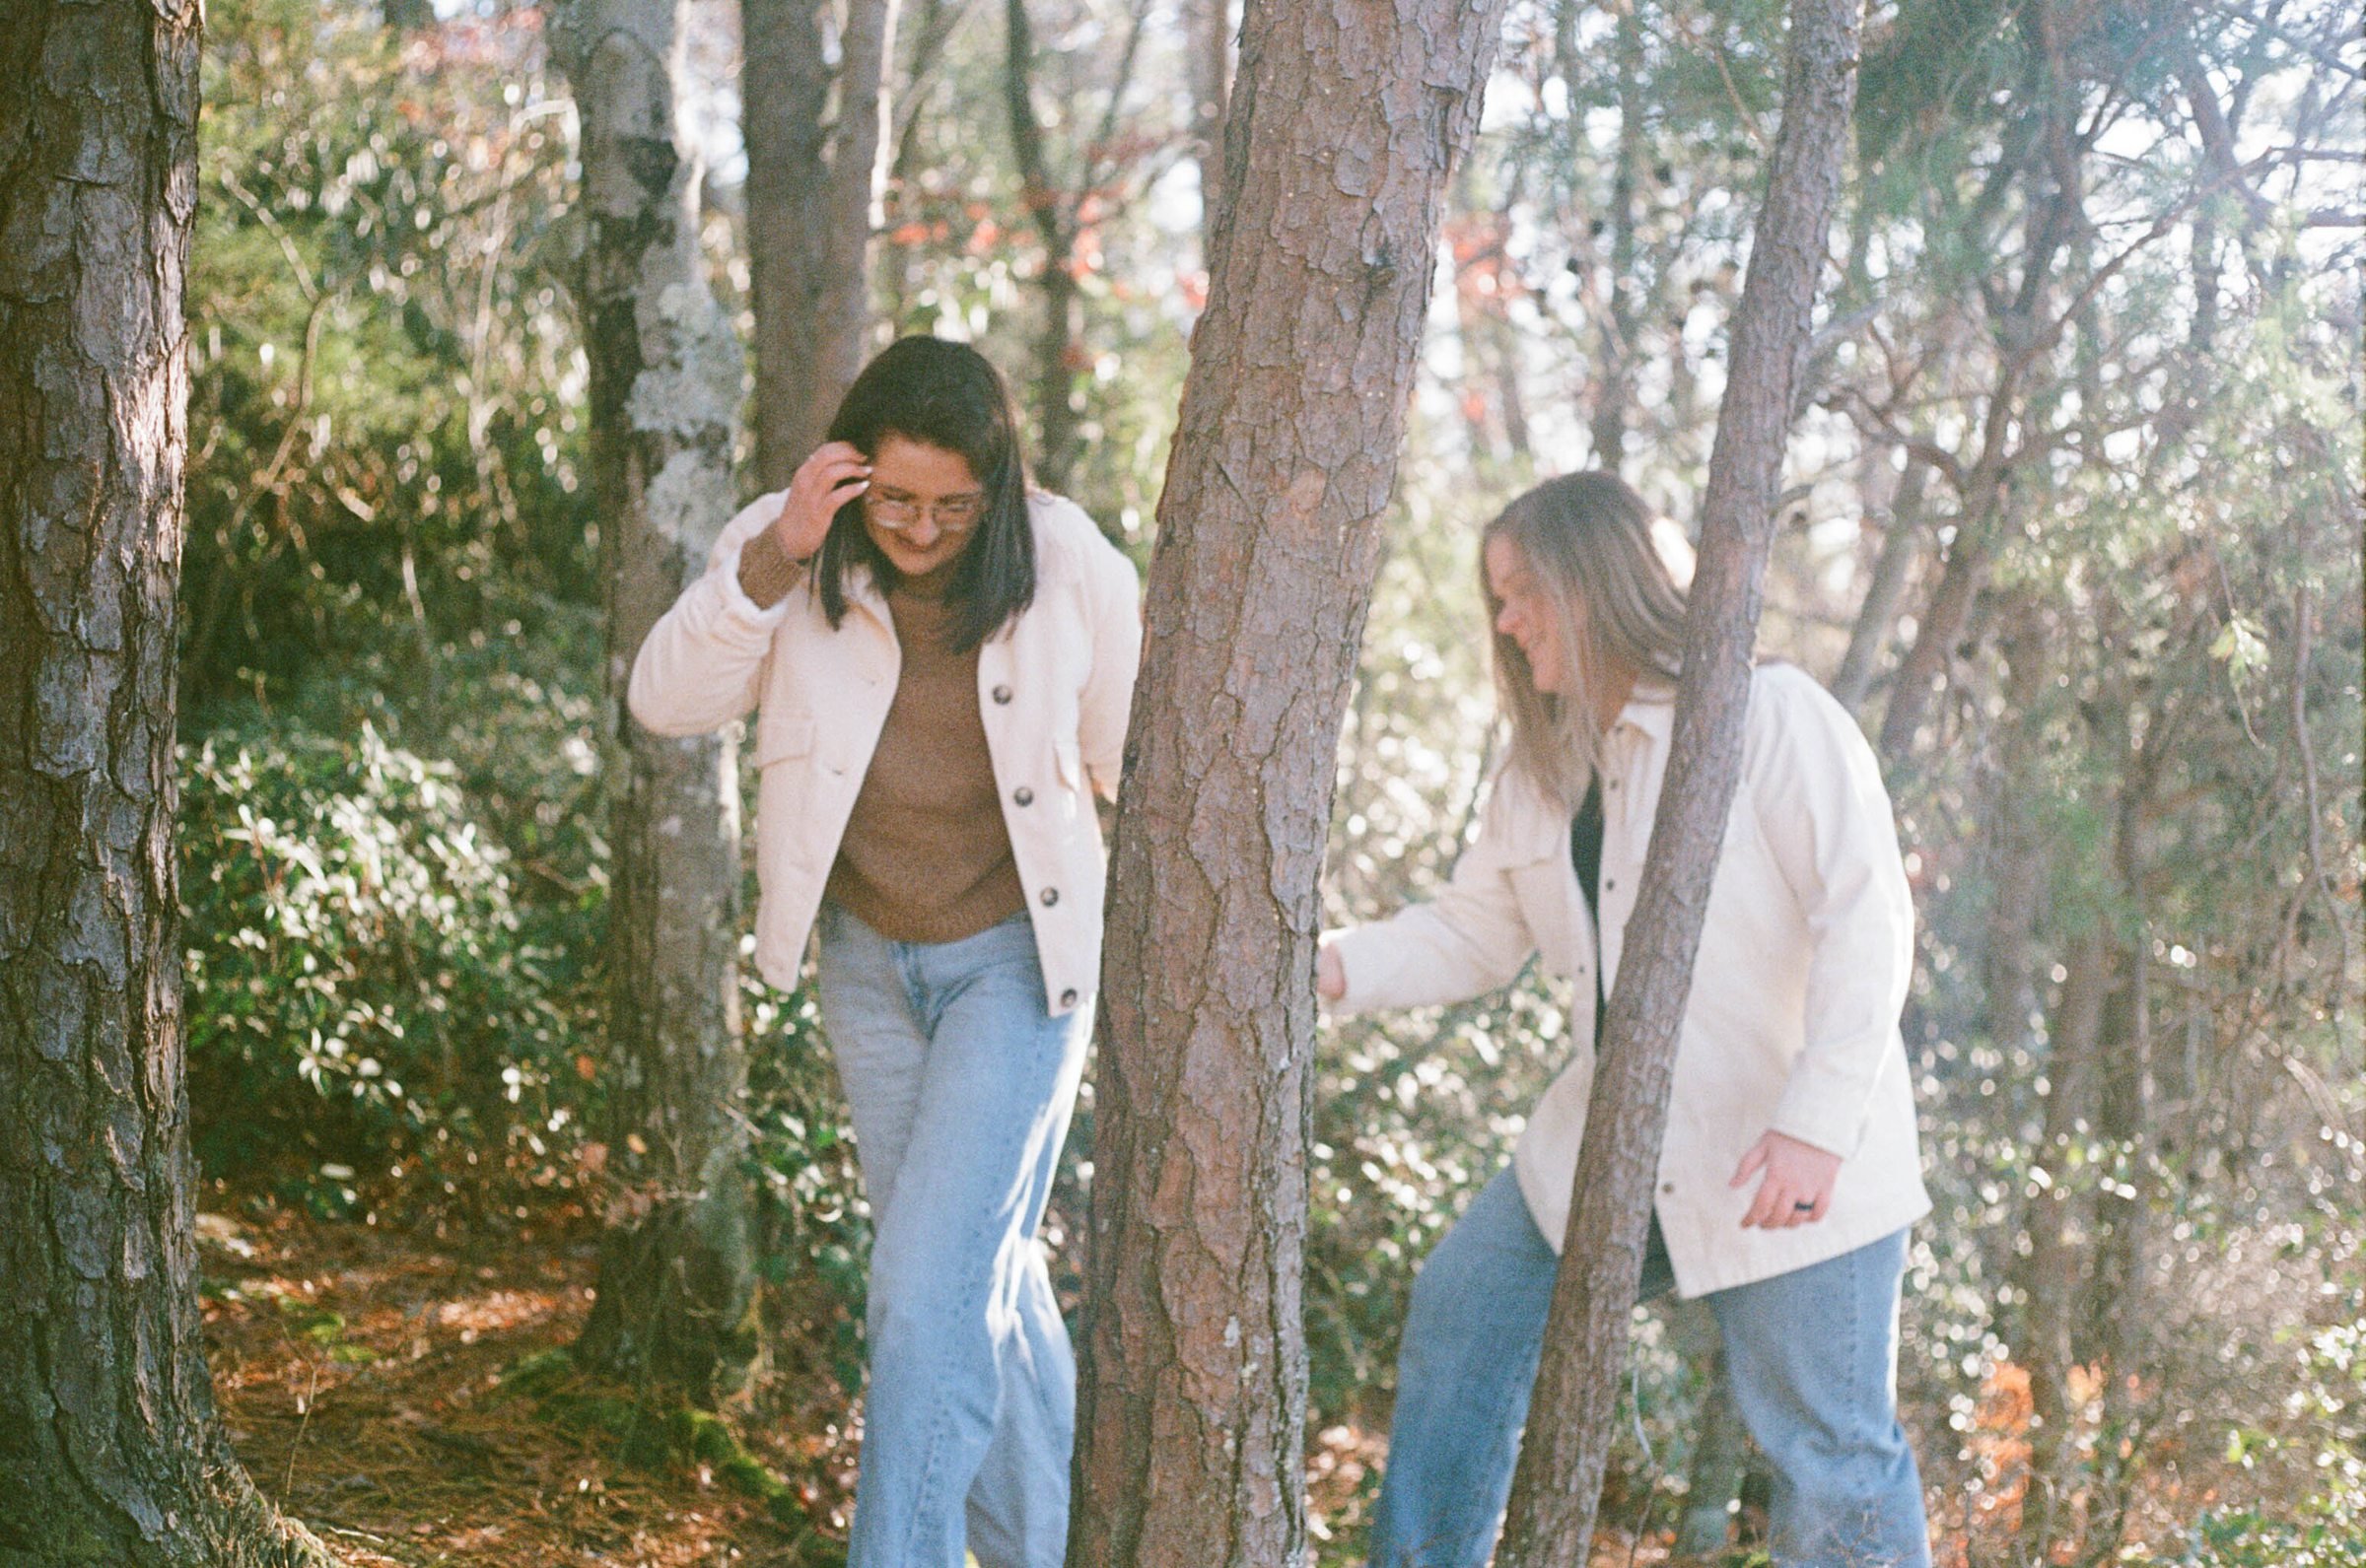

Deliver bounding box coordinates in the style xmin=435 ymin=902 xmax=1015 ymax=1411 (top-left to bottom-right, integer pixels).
xmin=822 ymin=566 xmax=1026 ymax=943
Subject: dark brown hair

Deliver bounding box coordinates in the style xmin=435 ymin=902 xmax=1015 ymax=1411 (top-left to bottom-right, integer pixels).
xmin=810 ymin=336 xmax=1035 ymax=652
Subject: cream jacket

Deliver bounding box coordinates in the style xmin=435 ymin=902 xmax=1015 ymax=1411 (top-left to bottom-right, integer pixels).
xmin=627 ymin=489 xmax=1143 ymax=1016
xmin=1327 ymin=663 xmax=1931 ymax=1297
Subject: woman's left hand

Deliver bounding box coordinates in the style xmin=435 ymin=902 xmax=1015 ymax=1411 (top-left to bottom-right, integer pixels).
xmin=1729 ymin=1130 xmax=1843 ymax=1228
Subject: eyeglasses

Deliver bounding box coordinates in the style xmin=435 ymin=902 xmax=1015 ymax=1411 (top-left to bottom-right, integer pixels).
xmin=866 ymin=491 xmax=987 ymax=535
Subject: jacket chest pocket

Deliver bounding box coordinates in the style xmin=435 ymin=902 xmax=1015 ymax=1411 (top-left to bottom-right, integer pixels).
xmin=1509 ymin=853 xmax=1581 ymax=986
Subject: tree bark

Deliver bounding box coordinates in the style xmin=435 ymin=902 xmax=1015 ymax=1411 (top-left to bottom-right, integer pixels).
xmin=554 ymin=0 xmax=757 ymax=1404
xmin=1669 ymin=1301 xmax=1750 ymax=1558
xmin=0 ymin=4 xmax=341 ymax=1563
xmin=1876 ymin=516 xmax=1982 ymax=758
xmin=1186 ymin=0 xmax=1231 ymax=247
xmin=1977 ymin=594 xmax=2053 ymax=1059
xmin=1003 ymin=0 xmax=1084 ymax=491
xmin=1588 ymin=0 xmax=1644 ymax=475
xmin=2009 ymin=924 xmax=2115 ymax=1554
xmin=1830 ymin=455 xmax=1926 ymax=714
xmin=1063 ymin=0 xmax=1509 ymax=1556
xmin=1492 ymin=0 xmax=1864 ymax=1561
xmin=742 ymin=0 xmax=897 ymax=489
xmin=1183 ymin=0 xmax=1239 ymax=251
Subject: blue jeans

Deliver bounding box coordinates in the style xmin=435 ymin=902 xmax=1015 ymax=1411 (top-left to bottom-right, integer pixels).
xmin=815 ymin=904 xmax=1091 ymax=1568
xmin=1367 ymin=1168 xmax=1930 ymax=1568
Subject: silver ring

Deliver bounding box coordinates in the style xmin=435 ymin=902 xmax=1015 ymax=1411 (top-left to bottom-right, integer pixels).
xmin=1792 ymin=1201 xmax=1814 ymax=1212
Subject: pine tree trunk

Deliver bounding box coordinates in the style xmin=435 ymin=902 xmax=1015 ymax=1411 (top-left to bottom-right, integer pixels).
xmin=1493 ymin=0 xmax=1864 ymax=1561
xmin=554 ymin=0 xmax=757 ymax=1405
xmin=1064 ymin=0 xmax=1509 ymax=1555
xmin=742 ymin=0 xmax=896 ymax=489
xmin=1186 ymin=0 xmax=1231 ymax=246
xmin=0 ymin=5 xmax=340 ymax=1563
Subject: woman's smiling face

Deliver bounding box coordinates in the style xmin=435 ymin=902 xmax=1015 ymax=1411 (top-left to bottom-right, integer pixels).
xmin=1486 ymin=532 xmax=1577 ymax=695
xmin=861 ymin=434 xmax=988 ymax=578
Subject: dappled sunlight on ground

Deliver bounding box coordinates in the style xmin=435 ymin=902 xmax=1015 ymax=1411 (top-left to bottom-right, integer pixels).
xmin=200 ymin=1195 xmax=847 ymax=1567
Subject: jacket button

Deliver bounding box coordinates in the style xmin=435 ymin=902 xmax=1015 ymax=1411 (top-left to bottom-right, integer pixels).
xmin=992 ymin=684 xmax=1012 ymax=705
xmin=1604 ymin=877 xmax=1617 ymax=891
xmin=1014 ymin=786 xmax=1034 ymax=806
xmin=1040 ymin=887 xmax=1060 ymax=907
xmin=1661 ymin=1182 xmax=1675 ymax=1194
xmin=1060 ymin=988 xmax=1079 ymax=1007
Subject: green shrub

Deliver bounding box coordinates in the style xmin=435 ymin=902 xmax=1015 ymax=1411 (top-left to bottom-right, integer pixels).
xmin=181 ymin=719 xmax=583 ymax=1181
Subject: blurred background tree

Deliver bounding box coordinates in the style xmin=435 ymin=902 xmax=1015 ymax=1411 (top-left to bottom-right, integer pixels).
xmin=172 ymin=0 xmax=2359 ymax=1560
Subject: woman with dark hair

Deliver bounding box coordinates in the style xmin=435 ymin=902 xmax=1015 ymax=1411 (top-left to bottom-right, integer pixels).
xmin=1318 ymin=473 xmax=1933 ymax=1568
xmin=628 ymin=336 xmax=1142 ymax=1568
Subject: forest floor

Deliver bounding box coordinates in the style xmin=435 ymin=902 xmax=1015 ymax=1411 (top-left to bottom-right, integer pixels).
xmin=197 ymin=1188 xmax=2126 ymax=1568
xmin=199 ymin=1190 xmax=1442 ymax=1568
xmin=203 ymin=1190 xmax=849 ymax=1568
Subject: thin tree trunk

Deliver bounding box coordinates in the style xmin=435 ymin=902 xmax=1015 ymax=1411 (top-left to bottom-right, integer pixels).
xmin=1878 ymin=0 xmax=2081 ymax=762
xmin=1450 ymin=167 xmax=1505 ymax=464
xmin=1831 ymin=455 xmax=1926 ymax=714
xmin=2010 ymin=923 xmax=2115 ymax=1554
xmin=0 ymin=4 xmax=341 ymax=1563
xmin=2079 ymin=716 xmax=2158 ymax=1561
xmin=1979 ymin=594 xmax=2053 ymax=1058
xmin=1064 ymin=0 xmax=1509 ymax=1554
xmin=554 ymin=0 xmax=757 ymax=1405
xmin=742 ymin=0 xmax=897 ymax=489
xmin=1187 ymin=0 xmax=1230 ymax=247
xmin=1003 ymin=0 xmax=1083 ymax=490
xmin=1875 ymin=490 xmax=1992 ymax=761
xmin=1493 ymin=0 xmax=1864 ymax=1560
xmin=1669 ymin=1302 xmax=1749 ymax=1558
xmin=1589 ymin=0 xmax=1644 ymax=474
xmin=874 ymin=0 xmax=955 ymax=328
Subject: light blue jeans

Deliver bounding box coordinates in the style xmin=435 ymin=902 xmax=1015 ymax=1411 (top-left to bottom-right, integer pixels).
xmin=1367 ymin=1168 xmax=1930 ymax=1568
xmin=815 ymin=904 xmax=1091 ymax=1568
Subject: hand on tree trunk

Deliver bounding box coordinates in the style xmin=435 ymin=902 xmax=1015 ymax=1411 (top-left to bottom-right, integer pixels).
xmin=1315 ymin=943 xmax=1346 ymax=1002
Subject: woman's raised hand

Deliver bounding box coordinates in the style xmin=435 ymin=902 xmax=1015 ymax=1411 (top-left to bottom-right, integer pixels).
xmin=772 ymin=442 xmax=872 ymax=562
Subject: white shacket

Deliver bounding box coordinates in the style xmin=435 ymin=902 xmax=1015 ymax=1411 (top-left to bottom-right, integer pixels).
xmin=625 ymin=489 xmax=1143 ymax=1017
xmin=1325 ymin=663 xmax=1932 ymax=1298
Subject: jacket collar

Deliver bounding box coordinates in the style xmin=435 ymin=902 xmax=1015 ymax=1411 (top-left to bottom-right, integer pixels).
xmin=1611 ymin=677 xmax=1678 ymax=745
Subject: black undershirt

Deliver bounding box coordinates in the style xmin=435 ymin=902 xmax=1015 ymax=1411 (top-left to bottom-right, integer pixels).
xmin=1570 ymin=775 xmax=1606 ymax=1039
xmin=1572 ymin=772 xmax=1674 ymax=1278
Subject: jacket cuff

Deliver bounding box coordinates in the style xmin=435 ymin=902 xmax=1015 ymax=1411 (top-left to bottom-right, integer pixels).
xmin=692 ymin=535 xmax=794 ymax=648
xmin=1768 ymin=1037 xmax=1887 ymax=1158
xmin=1321 ymin=926 xmax=1392 ymax=1016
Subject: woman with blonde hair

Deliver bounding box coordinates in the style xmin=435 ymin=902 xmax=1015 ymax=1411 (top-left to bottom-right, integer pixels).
xmin=629 ymin=336 xmax=1141 ymax=1567
xmin=1319 ymin=472 xmax=1933 ymax=1568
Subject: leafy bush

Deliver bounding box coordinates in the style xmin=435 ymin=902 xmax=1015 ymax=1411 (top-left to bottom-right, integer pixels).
xmin=2183 ymin=1323 xmax=2366 ymax=1567
xmin=181 ymin=718 xmax=584 ymax=1183
xmin=743 ymin=980 xmax=873 ymax=1408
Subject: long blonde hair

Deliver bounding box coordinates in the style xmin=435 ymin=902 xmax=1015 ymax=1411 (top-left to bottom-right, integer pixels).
xmin=1481 ymin=473 xmax=1693 ymax=808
